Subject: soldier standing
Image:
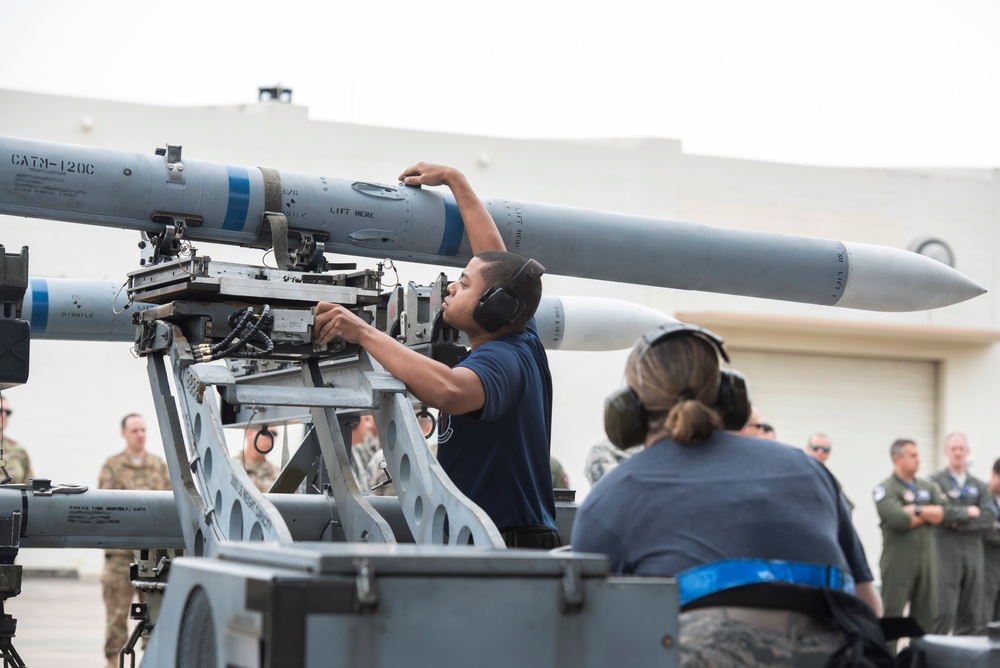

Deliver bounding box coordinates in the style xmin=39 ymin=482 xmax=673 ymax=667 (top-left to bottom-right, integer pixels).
xmin=350 ymin=415 xmax=379 ymax=491
xmin=0 ymin=396 xmax=32 ymax=483
xmin=980 ymin=457 xmax=1000 ymax=628
xmin=806 ymin=432 xmax=855 ymax=514
xmin=927 ymin=432 xmax=993 ymax=635
xmin=97 ymin=414 xmax=170 ymax=668
xmin=874 ymin=438 xmax=948 ymax=644
xmin=236 ymin=428 xmax=278 ymax=492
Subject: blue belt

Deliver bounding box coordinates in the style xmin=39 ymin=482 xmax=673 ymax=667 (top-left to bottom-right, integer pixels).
xmin=677 ymin=558 xmax=855 ymax=607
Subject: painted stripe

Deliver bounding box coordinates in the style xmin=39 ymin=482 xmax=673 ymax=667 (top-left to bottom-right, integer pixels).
xmin=29 ymin=277 xmax=48 ymax=333
xmin=223 ymin=166 xmax=251 ymax=232
xmin=437 ymin=193 xmax=465 ymax=256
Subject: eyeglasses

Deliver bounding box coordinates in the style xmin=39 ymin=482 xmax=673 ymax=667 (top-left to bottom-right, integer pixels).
xmin=809 ymin=445 xmax=831 ymax=453
xmin=748 ymin=423 xmax=773 ymax=431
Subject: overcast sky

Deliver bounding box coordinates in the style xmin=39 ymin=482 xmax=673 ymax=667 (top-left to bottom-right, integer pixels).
xmin=2 ymin=0 xmax=998 ymax=168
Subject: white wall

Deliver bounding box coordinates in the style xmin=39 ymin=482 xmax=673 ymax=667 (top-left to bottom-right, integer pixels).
xmin=1 ymin=89 xmax=999 ymax=577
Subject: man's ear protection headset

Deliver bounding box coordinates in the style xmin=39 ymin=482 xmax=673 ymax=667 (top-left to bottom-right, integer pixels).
xmin=603 ymin=322 xmax=751 ymax=448
xmin=473 ymin=258 xmax=545 ymax=333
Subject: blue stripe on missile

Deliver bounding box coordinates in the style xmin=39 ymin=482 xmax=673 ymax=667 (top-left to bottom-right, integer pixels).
xmin=437 ymin=194 xmax=465 ymax=256
xmin=223 ymin=166 xmax=251 ymax=232
xmin=29 ymin=277 xmax=48 ymax=333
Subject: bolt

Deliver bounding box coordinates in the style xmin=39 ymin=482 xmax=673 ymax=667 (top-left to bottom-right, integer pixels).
xmin=661 ymin=635 xmax=674 ymax=649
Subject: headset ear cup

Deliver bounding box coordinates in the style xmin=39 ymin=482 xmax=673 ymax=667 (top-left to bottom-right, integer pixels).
xmin=604 ymin=387 xmax=648 ymax=448
xmin=473 ymin=287 xmax=519 ymax=333
xmin=717 ymin=368 xmax=752 ymax=431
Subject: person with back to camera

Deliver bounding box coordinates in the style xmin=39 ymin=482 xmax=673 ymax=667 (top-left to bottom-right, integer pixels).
xmin=571 ymin=323 xmax=887 ymax=668
xmin=313 ymin=162 xmax=560 ymax=549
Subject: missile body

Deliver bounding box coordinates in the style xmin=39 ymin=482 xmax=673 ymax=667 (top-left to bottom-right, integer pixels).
xmin=536 ymin=295 xmax=677 ymax=350
xmin=22 ymin=278 xmax=672 ymax=351
xmin=0 ymin=487 xmax=414 ymax=549
xmin=22 ymin=277 xmax=153 ymax=341
xmin=0 ymin=135 xmax=984 ymax=311
xmin=0 ymin=487 xmax=581 ymax=549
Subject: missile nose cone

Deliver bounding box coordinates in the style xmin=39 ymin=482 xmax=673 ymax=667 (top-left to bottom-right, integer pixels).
xmin=836 ymin=242 xmax=987 ymax=311
xmin=536 ymin=296 xmax=678 ymax=350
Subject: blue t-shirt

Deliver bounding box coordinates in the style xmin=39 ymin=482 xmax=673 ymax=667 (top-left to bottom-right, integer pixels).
xmin=437 ymin=318 xmax=557 ymax=532
xmin=572 ymin=430 xmax=873 ymax=583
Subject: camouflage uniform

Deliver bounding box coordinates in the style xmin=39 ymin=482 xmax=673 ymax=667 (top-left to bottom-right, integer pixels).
xmin=0 ymin=435 xmax=33 ymax=483
xmin=98 ymin=452 xmax=170 ymax=662
xmin=550 ymin=456 xmax=569 ymax=489
xmin=679 ymin=608 xmax=845 ymax=668
xmin=352 ymin=432 xmax=380 ymax=492
xmin=367 ymin=440 xmax=438 ymax=497
xmin=927 ymin=468 xmax=993 ymax=635
xmin=984 ymin=495 xmax=1000 ymax=626
xmin=583 ymin=441 xmax=644 ymax=486
xmin=234 ymin=453 xmax=277 ymax=492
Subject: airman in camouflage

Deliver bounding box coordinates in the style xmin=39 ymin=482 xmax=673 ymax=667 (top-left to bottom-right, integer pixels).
xmin=98 ymin=414 xmax=170 ymax=668
xmin=351 ymin=415 xmax=380 ymax=491
xmin=583 ymin=440 xmax=643 ymax=486
xmin=367 ymin=414 xmax=437 ymax=496
xmin=236 ymin=429 xmax=278 ymax=492
xmin=0 ymin=397 xmax=33 ymax=484
xmin=550 ymin=456 xmax=570 ymax=489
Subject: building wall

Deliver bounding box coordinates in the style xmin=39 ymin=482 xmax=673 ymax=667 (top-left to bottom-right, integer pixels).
xmin=1 ymin=89 xmax=998 ymax=577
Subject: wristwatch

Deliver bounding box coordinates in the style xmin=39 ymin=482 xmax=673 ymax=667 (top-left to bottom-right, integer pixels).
xmin=915 ymin=505 xmax=923 ymax=516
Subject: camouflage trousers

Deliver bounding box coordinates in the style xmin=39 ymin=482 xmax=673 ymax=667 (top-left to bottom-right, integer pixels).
xmin=101 ymin=553 xmax=147 ymax=660
xmin=679 ymin=608 xmax=847 ymax=668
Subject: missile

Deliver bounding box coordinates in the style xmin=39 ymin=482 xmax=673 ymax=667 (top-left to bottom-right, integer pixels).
xmin=536 ymin=295 xmax=677 ymax=350
xmin=0 ymin=487 xmax=414 ymax=549
xmin=22 ymin=277 xmax=151 ymax=341
xmin=0 ymin=135 xmax=985 ymax=311
xmin=0 ymin=485 xmax=577 ymax=550
xmin=22 ymin=277 xmax=672 ymax=351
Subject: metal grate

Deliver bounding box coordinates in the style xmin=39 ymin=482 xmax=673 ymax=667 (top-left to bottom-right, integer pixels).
xmin=177 ymin=586 xmax=217 ymax=668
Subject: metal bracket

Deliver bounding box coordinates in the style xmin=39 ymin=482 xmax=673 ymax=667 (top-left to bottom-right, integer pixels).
xmin=560 ymin=561 xmax=585 ymax=614
xmin=23 ymin=479 xmax=88 ymax=497
xmin=354 ymin=558 xmax=378 ymax=611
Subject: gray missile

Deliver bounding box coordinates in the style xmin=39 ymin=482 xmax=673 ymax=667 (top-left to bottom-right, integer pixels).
xmin=22 ymin=277 xmax=672 ymax=351
xmin=0 ymin=135 xmax=985 ymax=311
xmin=0 ymin=487 xmax=415 ymax=549
xmin=22 ymin=277 xmax=152 ymax=341
xmin=536 ymin=295 xmax=677 ymax=350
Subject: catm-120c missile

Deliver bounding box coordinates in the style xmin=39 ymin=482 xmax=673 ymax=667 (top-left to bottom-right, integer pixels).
xmin=0 ymin=135 xmax=985 ymax=311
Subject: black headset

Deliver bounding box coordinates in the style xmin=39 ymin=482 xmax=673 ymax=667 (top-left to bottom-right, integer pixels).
xmin=603 ymin=322 xmax=751 ymax=448
xmin=472 ymin=258 xmax=545 ymax=333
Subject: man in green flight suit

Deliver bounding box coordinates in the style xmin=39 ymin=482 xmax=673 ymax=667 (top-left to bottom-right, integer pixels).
xmin=984 ymin=457 xmax=1000 ymax=628
xmin=927 ymin=432 xmax=994 ymax=635
xmin=874 ymin=438 xmax=949 ymax=647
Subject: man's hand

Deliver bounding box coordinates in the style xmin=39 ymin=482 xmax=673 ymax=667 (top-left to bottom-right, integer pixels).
xmin=397 ymin=161 xmax=504 ymax=254
xmin=398 ymin=162 xmax=460 ymax=188
xmin=313 ymin=302 xmax=369 ymax=346
xmin=968 ymin=505 xmax=981 ymax=519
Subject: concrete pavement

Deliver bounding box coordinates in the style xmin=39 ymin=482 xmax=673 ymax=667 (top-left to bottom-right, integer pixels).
xmin=6 ymin=574 xmax=145 ymax=668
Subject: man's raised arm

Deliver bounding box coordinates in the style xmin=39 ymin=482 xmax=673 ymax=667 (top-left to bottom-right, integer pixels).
xmin=398 ymin=163 xmax=505 ymax=254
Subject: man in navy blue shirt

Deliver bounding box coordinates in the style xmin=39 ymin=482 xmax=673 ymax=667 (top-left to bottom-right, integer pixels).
xmin=313 ymin=162 xmax=558 ymax=547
